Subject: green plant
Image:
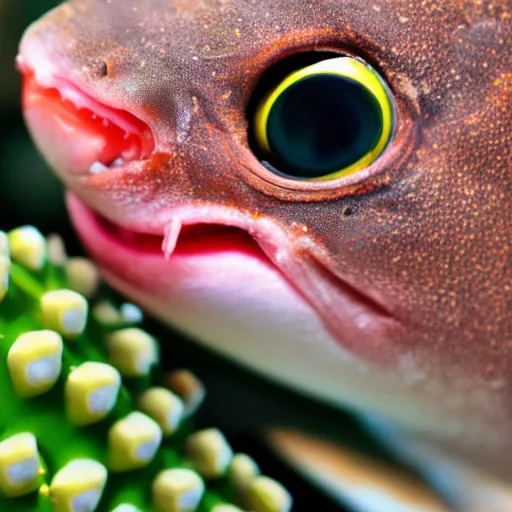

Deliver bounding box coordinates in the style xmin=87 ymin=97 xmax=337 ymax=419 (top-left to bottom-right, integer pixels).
xmin=0 ymin=226 xmax=291 ymax=512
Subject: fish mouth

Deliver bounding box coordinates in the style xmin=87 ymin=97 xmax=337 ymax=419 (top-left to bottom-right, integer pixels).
xmin=68 ymin=193 xmax=401 ymax=367
xmin=85 ymin=200 xmax=268 ymax=263
xmin=20 ymin=64 xmax=155 ymax=177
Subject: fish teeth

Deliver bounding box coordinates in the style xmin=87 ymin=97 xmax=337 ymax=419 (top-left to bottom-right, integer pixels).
xmin=89 ymin=162 xmax=108 ymax=174
xmin=89 ymin=158 xmax=125 ymax=174
xmin=122 ymin=147 xmax=139 ymax=161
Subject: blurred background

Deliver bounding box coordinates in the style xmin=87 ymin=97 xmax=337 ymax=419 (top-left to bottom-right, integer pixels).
xmin=0 ymin=0 xmax=75 ymax=239
xmin=0 ymin=2 xmax=398 ymax=510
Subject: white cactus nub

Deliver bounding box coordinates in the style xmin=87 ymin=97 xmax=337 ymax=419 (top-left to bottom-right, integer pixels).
xmin=8 ymin=226 xmax=47 ymax=270
xmin=0 ymin=433 xmax=41 ymax=497
xmin=108 ymin=412 xmax=163 ymax=471
xmin=65 ymin=362 xmax=122 ymax=426
xmin=186 ymin=429 xmax=233 ymax=479
xmin=41 ymin=289 xmax=89 ymax=338
xmin=152 ymin=468 xmax=205 ymax=512
xmin=65 ymin=257 xmax=100 ymax=298
xmin=107 ymin=328 xmax=159 ymax=377
xmin=248 ymin=476 xmax=293 ymax=512
xmin=138 ymin=387 xmax=184 ymax=437
xmin=7 ymin=330 xmax=63 ymax=398
xmin=49 ymin=459 xmax=108 ymax=512
xmin=0 ymin=255 xmax=10 ymax=302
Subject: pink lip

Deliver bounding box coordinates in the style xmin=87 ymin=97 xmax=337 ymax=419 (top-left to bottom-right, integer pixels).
xmin=76 ymin=196 xmax=270 ymax=263
xmin=66 ymin=193 xmax=294 ymax=306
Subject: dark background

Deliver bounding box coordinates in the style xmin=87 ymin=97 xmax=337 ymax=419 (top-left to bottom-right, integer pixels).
xmin=0 ymin=3 xmax=398 ymax=510
xmin=0 ymin=1 xmax=75 ymax=238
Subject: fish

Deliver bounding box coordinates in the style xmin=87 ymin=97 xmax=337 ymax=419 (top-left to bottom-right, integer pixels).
xmin=17 ymin=0 xmax=511 ymax=510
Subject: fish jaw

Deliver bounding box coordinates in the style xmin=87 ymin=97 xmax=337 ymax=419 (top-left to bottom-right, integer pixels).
xmin=64 ymin=191 xmax=402 ymax=413
xmin=65 ymin=192 xmax=474 ymax=438
xmin=66 ymin=193 xmax=360 ymax=405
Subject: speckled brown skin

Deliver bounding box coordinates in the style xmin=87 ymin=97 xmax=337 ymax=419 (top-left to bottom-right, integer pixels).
xmin=21 ymin=0 xmax=511 ymax=491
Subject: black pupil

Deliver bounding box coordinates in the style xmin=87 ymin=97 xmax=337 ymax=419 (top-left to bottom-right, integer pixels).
xmin=266 ymin=74 xmax=384 ymax=178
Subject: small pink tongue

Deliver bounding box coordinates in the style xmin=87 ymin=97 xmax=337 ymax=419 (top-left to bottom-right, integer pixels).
xmin=22 ymin=71 xmax=154 ymax=169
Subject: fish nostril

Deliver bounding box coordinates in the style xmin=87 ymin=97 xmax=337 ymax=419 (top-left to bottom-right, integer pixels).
xmin=97 ymin=61 xmax=109 ymax=78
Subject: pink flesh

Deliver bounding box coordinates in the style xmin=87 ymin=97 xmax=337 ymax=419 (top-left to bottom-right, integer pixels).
xmin=21 ymin=71 xmax=154 ymax=175
xmin=92 ymin=202 xmax=269 ymax=263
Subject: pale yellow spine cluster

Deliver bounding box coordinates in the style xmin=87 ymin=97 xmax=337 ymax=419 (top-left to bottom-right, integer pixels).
xmin=0 ymin=257 xmax=9 ymax=302
xmin=248 ymin=477 xmax=293 ymax=512
xmin=0 ymin=231 xmax=10 ymax=302
xmin=152 ymin=468 xmax=205 ymax=512
xmin=46 ymin=234 xmax=68 ymax=267
xmin=107 ymin=328 xmax=159 ymax=377
xmin=186 ymin=429 xmax=234 ymax=479
xmin=48 ymin=459 xmax=108 ymax=512
xmin=8 ymin=226 xmax=47 ymax=270
xmin=229 ymin=454 xmax=292 ymax=512
xmin=65 ymin=362 xmax=121 ymax=426
xmin=138 ymin=387 xmax=185 ymax=437
xmin=211 ymin=506 xmax=245 ymax=512
xmin=0 ymin=433 xmax=41 ymax=498
xmin=0 ymin=231 xmax=10 ymax=257
xmin=108 ymin=412 xmax=163 ymax=471
xmin=41 ymin=290 xmax=89 ymax=338
xmin=7 ymin=330 xmax=64 ymax=399
xmin=65 ymin=257 xmax=100 ymax=298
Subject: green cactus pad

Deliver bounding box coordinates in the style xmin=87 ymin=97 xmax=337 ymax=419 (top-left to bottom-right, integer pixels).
xmin=0 ymin=227 xmax=292 ymax=512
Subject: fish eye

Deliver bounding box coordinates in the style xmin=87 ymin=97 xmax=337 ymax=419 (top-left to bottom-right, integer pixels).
xmin=251 ymin=55 xmax=395 ymax=181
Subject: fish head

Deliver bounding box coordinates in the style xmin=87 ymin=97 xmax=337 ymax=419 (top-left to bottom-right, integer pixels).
xmin=18 ymin=0 xmax=511 ymax=467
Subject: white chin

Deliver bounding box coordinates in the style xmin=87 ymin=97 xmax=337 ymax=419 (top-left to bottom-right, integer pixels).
xmin=100 ymin=251 xmax=396 ymax=421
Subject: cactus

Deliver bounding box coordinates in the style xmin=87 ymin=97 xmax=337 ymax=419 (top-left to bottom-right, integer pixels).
xmin=0 ymin=226 xmax=292 ymax=512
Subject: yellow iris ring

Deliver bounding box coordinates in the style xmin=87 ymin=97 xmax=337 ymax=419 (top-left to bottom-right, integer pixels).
xmin=254 ymin=57 xmax=394 ymax=181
